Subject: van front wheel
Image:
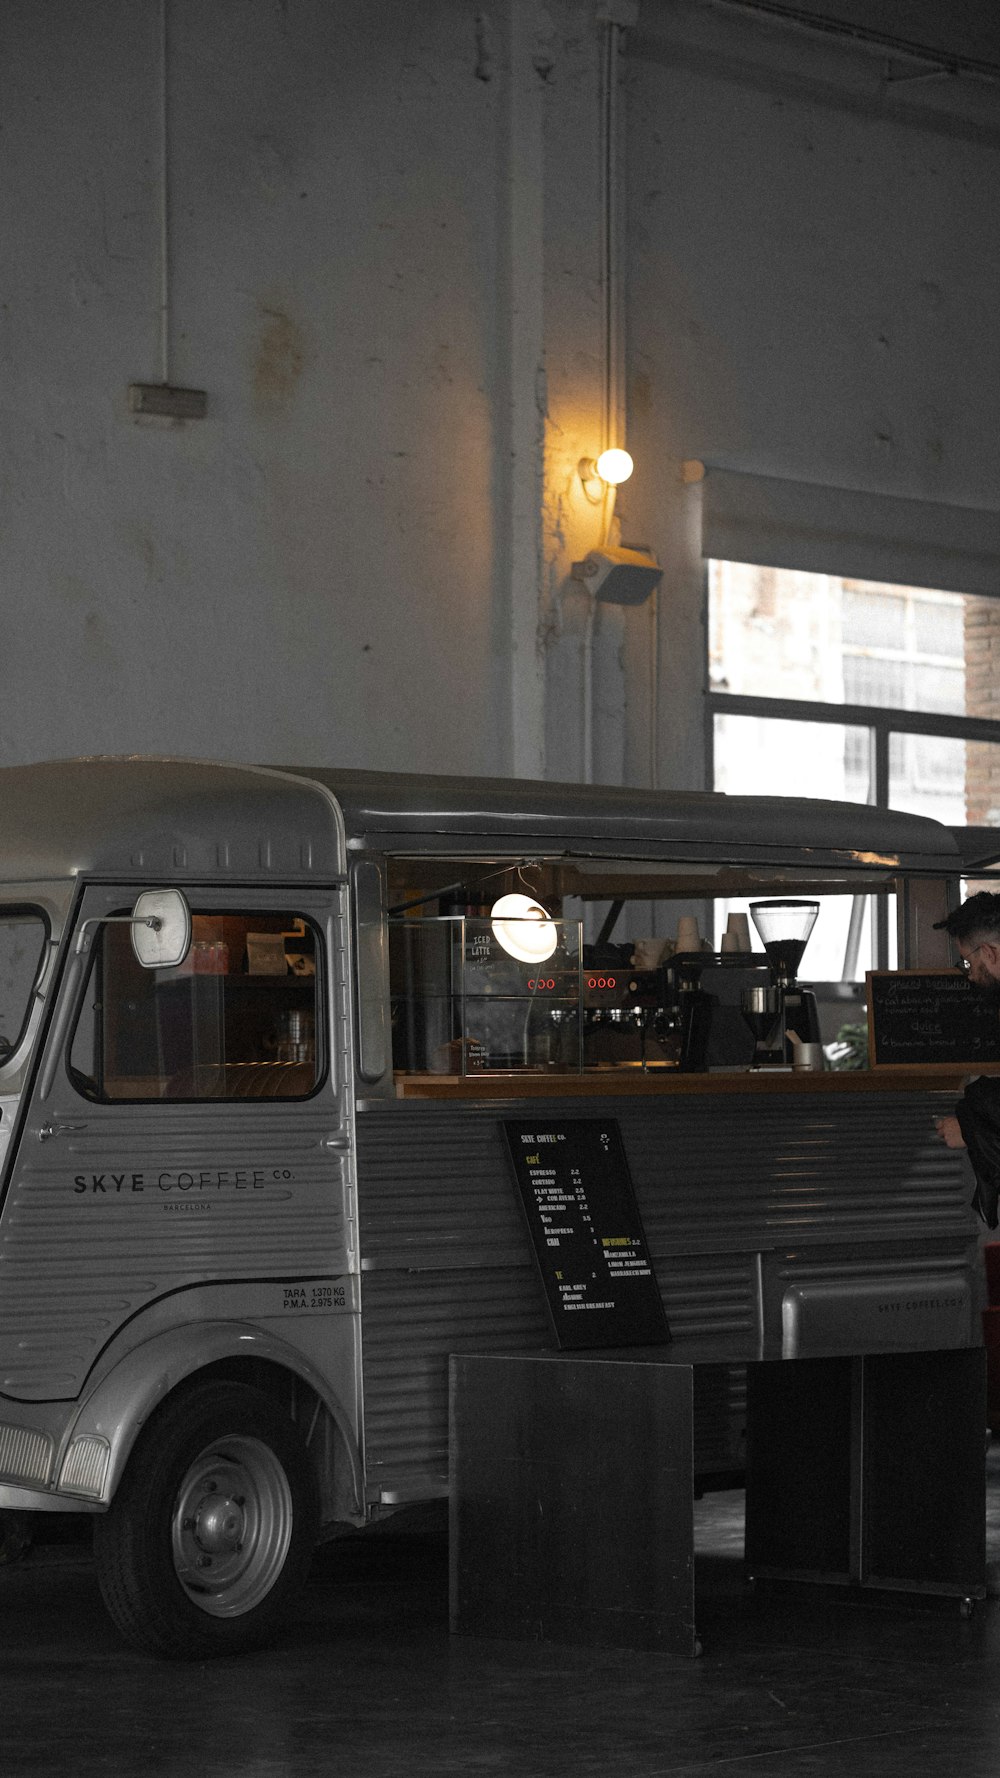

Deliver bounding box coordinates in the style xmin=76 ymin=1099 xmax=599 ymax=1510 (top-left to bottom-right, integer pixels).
xmin=94 ymin=1378 xmax=318 ymax=1659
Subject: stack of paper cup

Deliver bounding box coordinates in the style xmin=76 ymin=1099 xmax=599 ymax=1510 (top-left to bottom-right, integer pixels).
xmin=720 ymin=931 xmax=740 ymax=953
xmin=675 ymin=916 xmax=701 ymax=952
xmin=726 ymin=912 xmax=752 ymax=952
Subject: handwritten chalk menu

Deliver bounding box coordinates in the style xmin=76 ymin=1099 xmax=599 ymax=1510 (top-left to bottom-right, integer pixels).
xmin=867 ymin=969 xmax=1000 ymax=1068
xmin=502 ymin=1119 xmax=670 ymax=1350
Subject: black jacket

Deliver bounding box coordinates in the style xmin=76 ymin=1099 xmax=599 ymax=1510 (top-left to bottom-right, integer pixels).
xmin=956 ymin=1075 xmax=1000 ymax=1229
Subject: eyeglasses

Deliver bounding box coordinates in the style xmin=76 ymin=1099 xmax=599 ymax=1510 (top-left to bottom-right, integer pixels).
xmin=960 ymin=943 xmax=986 ymax=972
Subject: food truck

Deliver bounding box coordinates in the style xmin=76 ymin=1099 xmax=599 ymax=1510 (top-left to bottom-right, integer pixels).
xmin=0 ymin=758 xmax=989 ymax=1656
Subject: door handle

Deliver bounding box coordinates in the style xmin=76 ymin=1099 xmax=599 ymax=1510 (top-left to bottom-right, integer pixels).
xmin=322 ymin=1133 xmax=351 ymax=1151
xmin=38 ymin=1121 xmax=87 ymax=1143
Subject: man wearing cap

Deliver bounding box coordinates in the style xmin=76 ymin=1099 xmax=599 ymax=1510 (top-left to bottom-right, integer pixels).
xmin=933 ymin=891 xmax=1000 ymax=1228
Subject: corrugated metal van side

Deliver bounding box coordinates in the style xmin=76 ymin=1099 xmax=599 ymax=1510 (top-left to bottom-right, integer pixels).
xmin=356 ymin=1092 xmax=974 ymax=1497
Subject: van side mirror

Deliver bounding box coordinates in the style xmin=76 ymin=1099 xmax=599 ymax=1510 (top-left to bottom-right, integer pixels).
xmin=75 ymin=890 xmax=193 ymax=964
xmin=130 ymin=890 xmax=192 ymax=969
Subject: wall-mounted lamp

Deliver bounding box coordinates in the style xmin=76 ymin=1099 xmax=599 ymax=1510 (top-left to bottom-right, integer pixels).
xmin=578 ymin=447 xmax=634 ymax=503
xmin=571 ymin=545 xmax=662 ymax=606
xmin=573 ymin=444 xmax=659 ymax=601
xmin=490 ymin=893 xmax=558 ymax=964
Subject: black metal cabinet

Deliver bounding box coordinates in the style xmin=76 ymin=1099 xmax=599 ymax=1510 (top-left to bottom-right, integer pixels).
xmin=450 ymin=1342 xmax=986 ymax=1658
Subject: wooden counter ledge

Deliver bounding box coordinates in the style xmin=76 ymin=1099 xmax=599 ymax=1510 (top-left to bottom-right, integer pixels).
xmin=394 ymin=1065 xmax=998 ymax=1099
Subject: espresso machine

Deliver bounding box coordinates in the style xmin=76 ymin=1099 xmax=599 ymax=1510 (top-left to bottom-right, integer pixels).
xmin=747 ymin=899 xmax=822 ymax=1062
xmin=656 ymin=952 xmax=753 ymax=1071
xmin=619 ymin=902 xmax=823 ymax=1073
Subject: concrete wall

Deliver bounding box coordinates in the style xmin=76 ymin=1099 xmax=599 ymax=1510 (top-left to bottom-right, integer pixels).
xmin=1 ymin=0 xmax=998 ymax=785
xmin=1 ymin=0 xmax=520 ymax=771
xmin=625 ymin=0 xmax=1000 ymax=790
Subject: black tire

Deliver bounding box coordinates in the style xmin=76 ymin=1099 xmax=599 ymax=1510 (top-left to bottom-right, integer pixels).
xmin=93 ymin=1377 xmax=318 ymax=1659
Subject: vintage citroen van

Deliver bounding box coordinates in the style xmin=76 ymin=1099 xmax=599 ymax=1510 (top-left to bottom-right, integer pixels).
xmin=0 ymin=758 xmax=983 ymax=1656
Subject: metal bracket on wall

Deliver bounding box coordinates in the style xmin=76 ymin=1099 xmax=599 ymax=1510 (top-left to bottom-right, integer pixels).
xmin=128 ymin=383 xmax=207 ymax=420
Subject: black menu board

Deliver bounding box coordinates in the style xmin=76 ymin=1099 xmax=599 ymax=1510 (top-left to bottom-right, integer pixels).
xmin=503 ymin=1118 xmax=670 ymax=1350
xmin=867 ymin=969 xmax=1000 ymax=1068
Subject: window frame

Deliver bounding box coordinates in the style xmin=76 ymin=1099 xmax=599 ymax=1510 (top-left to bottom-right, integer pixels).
xmin=704 ymin=560 xmax=1000 ymax=969
xmin=707 ymin=686 xmax=1000 ymax=804
xmin=0 ymin=903 xmax=51 ymax=1062
xmin=67 ymin=905 xmax=327 ymax=1106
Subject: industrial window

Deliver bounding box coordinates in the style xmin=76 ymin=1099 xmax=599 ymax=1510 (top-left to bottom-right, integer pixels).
xmin=709 ymin=562 xmax=1000 ymax=822
xmin=708 ymin=562 xmax=1000 ymax=975
xmin=698 ymin=472 xmax=1000 ymax=982
xmin=69 ymin=911 xmax=321 ymax=1102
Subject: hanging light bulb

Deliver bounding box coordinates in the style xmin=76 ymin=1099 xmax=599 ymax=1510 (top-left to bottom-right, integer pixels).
xmin=491 ymin=893 xmax=558 ymax=963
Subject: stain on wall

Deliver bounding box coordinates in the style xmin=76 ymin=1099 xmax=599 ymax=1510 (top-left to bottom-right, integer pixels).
xmin=252 ymin=305 xmax=305 ymax=418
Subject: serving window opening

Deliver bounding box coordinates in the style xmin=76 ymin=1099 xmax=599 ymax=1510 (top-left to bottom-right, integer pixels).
xmin=384 ymin=858 xmax=906 ymax=1080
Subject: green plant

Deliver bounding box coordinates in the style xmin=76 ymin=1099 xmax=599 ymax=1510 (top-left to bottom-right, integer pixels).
xmin=829 ymin=1020 xmax=869 ymax=1070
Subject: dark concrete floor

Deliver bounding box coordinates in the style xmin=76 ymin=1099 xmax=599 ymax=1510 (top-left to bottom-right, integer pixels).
xmin=3 ymin=1453 xmax=1000 ymax=1778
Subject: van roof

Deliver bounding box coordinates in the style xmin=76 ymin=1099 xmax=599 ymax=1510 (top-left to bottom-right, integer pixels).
xmin=0 ymin=756 xmax=962 ymax=883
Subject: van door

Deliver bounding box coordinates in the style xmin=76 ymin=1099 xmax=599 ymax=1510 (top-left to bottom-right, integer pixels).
xmin=0 ymin=883 xmax=357 ymax=1405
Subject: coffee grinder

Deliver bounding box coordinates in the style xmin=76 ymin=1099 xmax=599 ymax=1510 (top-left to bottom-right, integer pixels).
xmin=747 ymin=899 xmax=821 ymax=1062
xmin=739 ymin=982 xmax=785 ymax=1067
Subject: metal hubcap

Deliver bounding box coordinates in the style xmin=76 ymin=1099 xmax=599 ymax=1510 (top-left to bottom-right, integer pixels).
xmin=188 ymin=1486 xmax=246 ymax=1556
xmin=171 ymin=1435 xmax=293 ymax=1617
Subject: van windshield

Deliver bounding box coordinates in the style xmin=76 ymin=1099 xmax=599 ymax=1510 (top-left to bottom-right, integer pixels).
xmin=0 ymin=908 xmax=47 ymax=1060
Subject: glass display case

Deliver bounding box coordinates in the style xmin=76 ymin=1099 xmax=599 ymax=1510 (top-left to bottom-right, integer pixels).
xmin=389 ymin=917 xmax=584 ymax=1075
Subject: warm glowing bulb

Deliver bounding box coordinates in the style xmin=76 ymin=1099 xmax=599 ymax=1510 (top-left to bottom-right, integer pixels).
xmin=490 ymin=894 xmax=558 ymax=964
xmin=595 ymin=448 xmax=634 ymax=486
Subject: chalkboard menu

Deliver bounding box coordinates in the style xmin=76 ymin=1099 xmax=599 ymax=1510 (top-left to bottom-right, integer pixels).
xmin=502 ymin=1118 xmax=670 ymax=1350
xmin=867 ymin=969 xmax=1000 ymax=1068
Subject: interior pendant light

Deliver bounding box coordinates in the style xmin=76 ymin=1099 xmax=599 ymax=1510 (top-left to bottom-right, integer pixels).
xmin=490 ymin=893 xmax=558 ymax=964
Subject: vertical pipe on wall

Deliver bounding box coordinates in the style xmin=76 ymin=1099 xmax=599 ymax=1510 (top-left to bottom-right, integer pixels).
xmin=600 ymin=20 xmax=624 ymax=458
xmin=504 ymin=0 xmax=547 ymax=780
xmin=583 ymin=13 xmax=629 ymax=784
xmin=582 ymin=599 xmax=595 ymax=784
xmin=648 ymin=587 xmax=659 ymax=790
xmin=158 ymin=0 xmax=171 ymax=385
xmin=593 ymin=10 xmax=661 ymax=793
xmin=597 ymin=17 xmax=625 ymax=552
